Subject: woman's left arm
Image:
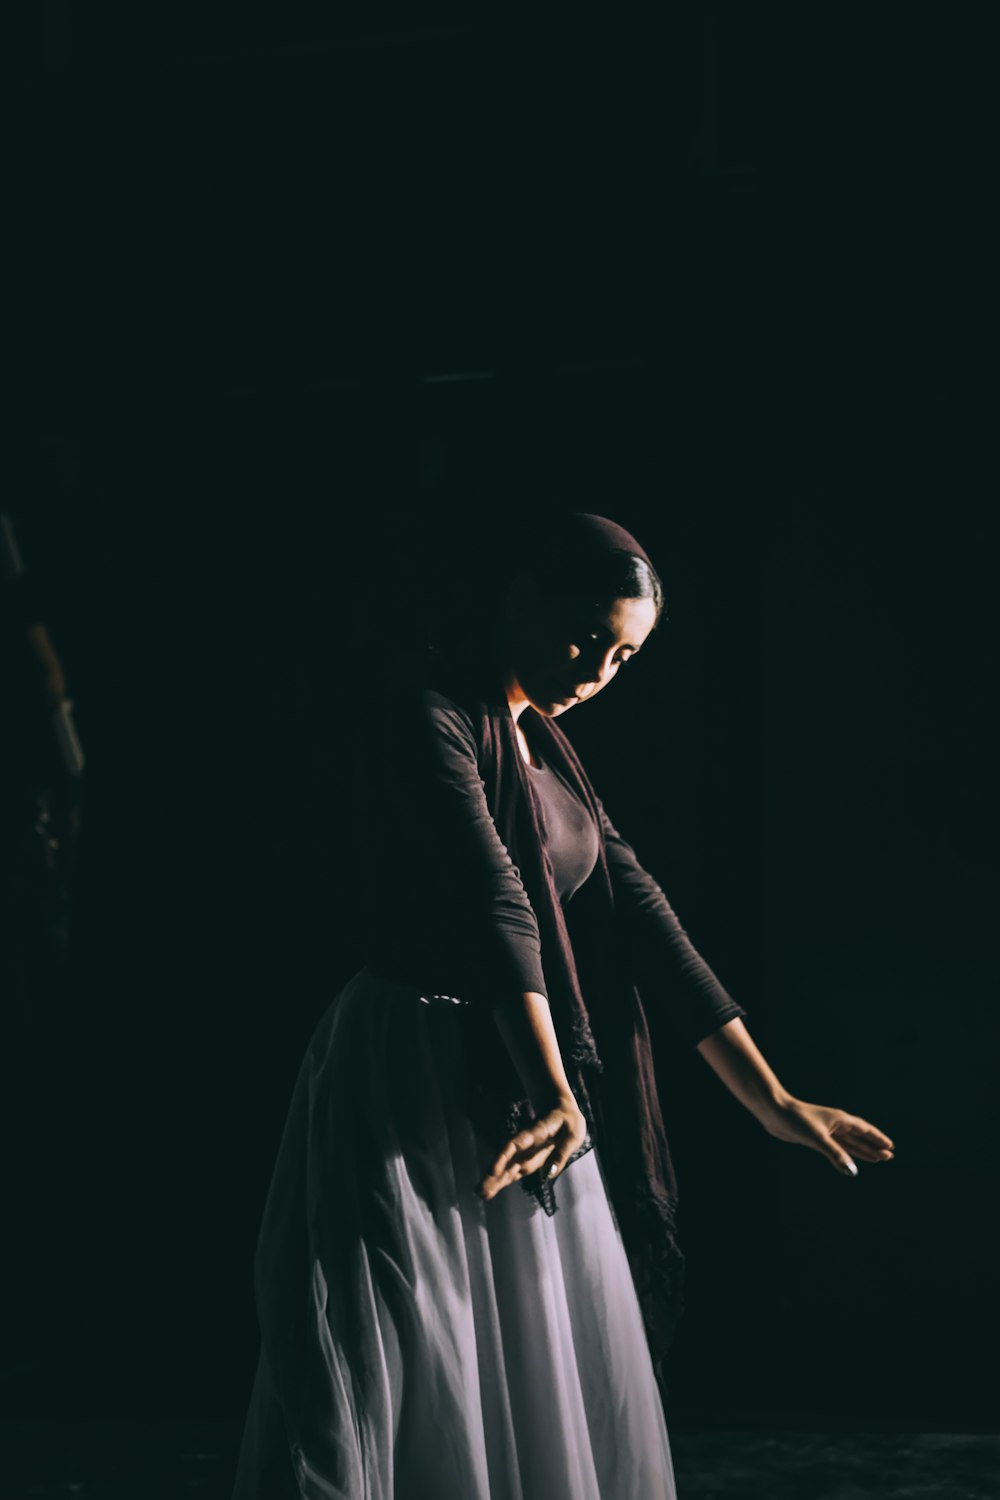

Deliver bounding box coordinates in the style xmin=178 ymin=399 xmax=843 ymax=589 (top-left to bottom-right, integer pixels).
xmin=697 ymin=1017 xmax=895 ymax=1176
xmin=594 ymin=797 xmax=897 ymax=1176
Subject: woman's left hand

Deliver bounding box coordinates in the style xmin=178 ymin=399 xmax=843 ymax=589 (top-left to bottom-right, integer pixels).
xmin=762 ymin=1096 xmax=895 ymax=1177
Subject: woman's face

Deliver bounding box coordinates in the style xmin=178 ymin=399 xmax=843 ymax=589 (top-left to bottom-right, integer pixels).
xmin=500 ymin=573 xmax=658 ymax=717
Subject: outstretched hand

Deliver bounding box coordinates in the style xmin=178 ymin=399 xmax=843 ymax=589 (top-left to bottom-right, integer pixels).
xmin=764 ymin=1097 xmax=895 ymax=1176
xmin=476 ymin=1094 xmax=588 ymax=1202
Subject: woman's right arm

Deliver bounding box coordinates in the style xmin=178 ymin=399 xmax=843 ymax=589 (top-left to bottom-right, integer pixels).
xmin=411 ymin=691 xmax=588 ymax=1188
xmin=482 ymin=990 xmax=588 ymax=1198
xmin=412 ymin=690 xmax=550 ymax=1002
xmin=414 ymin=690 xmax=570 ymax=1098
xmin=490 ymin=990 xmax=576 ymax=1112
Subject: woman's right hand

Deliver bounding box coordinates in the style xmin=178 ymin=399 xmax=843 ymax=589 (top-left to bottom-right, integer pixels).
xmin=476 ymin=1092 xmax=588 ymax=1201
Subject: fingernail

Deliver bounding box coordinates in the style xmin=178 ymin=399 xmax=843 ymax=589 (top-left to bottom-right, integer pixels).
xmin=845 ymin=1162 xmax=857 ymax=1176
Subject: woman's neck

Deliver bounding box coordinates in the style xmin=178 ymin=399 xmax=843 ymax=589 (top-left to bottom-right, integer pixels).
xmin=487 ymin=622 xmax=530 ymax=722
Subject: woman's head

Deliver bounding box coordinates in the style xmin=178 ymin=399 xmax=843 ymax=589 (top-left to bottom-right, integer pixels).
xmin=491 ymin=512 xmax=666 ymax=717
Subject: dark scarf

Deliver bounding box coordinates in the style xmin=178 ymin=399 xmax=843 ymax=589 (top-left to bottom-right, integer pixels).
xmin=425 ymin=616 xmax=688 ymax=1395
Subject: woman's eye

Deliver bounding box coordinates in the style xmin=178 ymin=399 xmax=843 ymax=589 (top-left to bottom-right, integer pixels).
xmin=575 ymin=628 xmax=634 ymax=668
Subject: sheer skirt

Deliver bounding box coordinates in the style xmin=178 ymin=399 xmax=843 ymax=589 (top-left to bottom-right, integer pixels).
xmin=231 ymin=965 xmax=678 ymax=1500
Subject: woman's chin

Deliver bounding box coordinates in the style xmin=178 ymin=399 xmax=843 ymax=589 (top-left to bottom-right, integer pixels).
xmin=532 ymin=691 xmax=579 ymax=715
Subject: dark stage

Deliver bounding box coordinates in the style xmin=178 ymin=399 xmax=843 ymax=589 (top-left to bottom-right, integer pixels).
xmin=1 ymin=1424 xmax=998 ymax=1498
xmin=7 ymin=4 xmax=995 ymax=1497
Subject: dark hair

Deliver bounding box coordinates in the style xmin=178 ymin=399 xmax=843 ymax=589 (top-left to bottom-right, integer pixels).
xmin=416 ymin=511 xmax=667 ymax=683
xmin=517 ymin=512 xmax=667 ymax=625
xmin=522 ymin=541 xmax=666 ymax=625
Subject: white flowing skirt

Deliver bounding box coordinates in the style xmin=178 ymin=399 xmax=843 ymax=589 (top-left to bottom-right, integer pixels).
xmin=231 ymin=965 xmax=678 ymax=1500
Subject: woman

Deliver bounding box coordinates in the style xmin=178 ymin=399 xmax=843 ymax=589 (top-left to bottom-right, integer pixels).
xmin=232 ymin=511 xmax=894 ymax=1500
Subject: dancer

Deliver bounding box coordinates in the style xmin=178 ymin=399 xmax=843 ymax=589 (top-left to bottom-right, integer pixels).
xmin=232 ymin=511 xmax=894 ymax=1500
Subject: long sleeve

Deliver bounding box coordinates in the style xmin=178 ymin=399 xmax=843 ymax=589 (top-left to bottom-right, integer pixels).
xmin=362 ymin=687 xmax=549 ymax=1005
xmin=597 ymin=796 xmax=749 ymax=1046
xmin=418 ymin=691 xmax=549 ymax=997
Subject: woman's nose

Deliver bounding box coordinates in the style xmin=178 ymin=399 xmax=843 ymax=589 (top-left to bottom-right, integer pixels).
xmin=575 ymin=647 xmax=616 ymax=688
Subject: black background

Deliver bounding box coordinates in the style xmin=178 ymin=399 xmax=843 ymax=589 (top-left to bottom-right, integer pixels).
xmin=10 ymin=4 xmax=995 ymax=1431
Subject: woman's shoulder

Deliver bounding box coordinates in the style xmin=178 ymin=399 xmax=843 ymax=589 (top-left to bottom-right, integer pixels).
xmin=385 ymin=651 xmax=506 ymax=763
xmin=396 ymin=678 xmax=481 ymax=760
xmin=416 ymin=683 xmax=475 ymax=719
xmin=406 ymin=656 xmax=493 ymax=732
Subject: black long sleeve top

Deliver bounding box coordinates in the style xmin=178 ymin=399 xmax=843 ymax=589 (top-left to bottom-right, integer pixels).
xmin=523 ymin=748 xmax=600 ymax=903
xmin=359 ymin=686 xmax=748 ymax=1047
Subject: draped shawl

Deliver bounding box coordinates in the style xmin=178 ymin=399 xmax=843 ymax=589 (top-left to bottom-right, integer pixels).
xmin=423 ymin=649 xmax=689 ymax=1394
